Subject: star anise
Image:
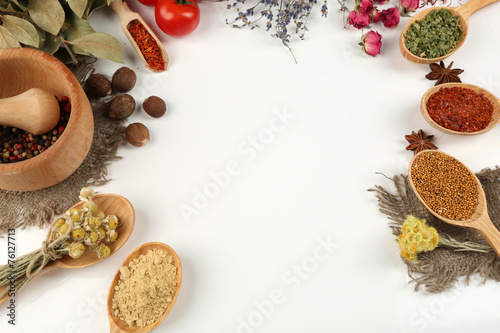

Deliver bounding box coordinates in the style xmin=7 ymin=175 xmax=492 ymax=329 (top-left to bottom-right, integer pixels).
xmin=405 ymin=129 xmax=438 ymax=155
xmin=425 ymin=61 xmax=464 ymax=86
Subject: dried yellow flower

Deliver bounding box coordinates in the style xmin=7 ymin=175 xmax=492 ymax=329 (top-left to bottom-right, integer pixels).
xmin=98 ymin=227 xmax=107 ymax=238
xmin=97 ymin=244 xmax=111 ymax=259
xmin=108 ymin=215 xmax=118 ymax=230
xmin=69 ymin=242 xmax=85 ymax=259
xmin=80 ymin=187 xmax=95 ymax=200
xmin=96 ymin=210 xmax=106 ymax=219
xmin=399 ymin=215 xmax=439 ymax=262
xmin=109 ymin=230 xmax=118 ymax=243
xmin=59 ymin=223 xmax=69 ymax=235
xmin=71 ymin=214 xmax=82 ymax=223
xmin=72 ymin=228 xmax=85 ymax=240
xmin=85 ymin=231 xmax=99 ymax=246
xmin=54 ymin=218 xmax=66 ymax=229
xmin=87 ymin=217 xmax=103 ymax=229
xmin=84 ymin=202 xmax=98 ymax=215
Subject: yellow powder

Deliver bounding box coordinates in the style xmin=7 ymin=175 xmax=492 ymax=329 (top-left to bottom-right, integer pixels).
xmin=111 ymin=249 xmax=177 ymax=327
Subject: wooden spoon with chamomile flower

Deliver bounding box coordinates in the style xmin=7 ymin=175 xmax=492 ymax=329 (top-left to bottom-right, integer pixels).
xmin=0 ymin=193 xmax=135 ymax=305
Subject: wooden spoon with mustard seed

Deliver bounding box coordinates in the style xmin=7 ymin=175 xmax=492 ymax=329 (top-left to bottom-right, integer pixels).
xmin=408 ymin=150 xmax=500 ymax=257
xmin=399 ymin=0 xmax=500 ymax=64
xmin=0 ymin=194 xmax=135 ymax=305
xmin=420 ymin=82 xmax=500 ymax=135
xmin=107 ymin=242 xmax=182 ymax=333
xmin=109 ymin=0 xmax=169 ymax=72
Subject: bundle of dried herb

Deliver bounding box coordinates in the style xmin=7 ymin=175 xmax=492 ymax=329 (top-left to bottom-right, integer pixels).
xmin=0 ymin=0 xmax=123 ymax=64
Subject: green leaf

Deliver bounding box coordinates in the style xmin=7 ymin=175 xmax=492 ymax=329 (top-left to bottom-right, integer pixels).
xmin=84 ymin=0 xmax=106 ymax=18
xmin=28 ymin=0 xmax=65 ymax=35
xmin=62 ymin=11 xmax=95 ymax=41
xmin=0 ymin=25 xmax=21 ymax=48
xmin=1 ymin=14 xmax=39 ymax=47
xmin=67 ymin=0 xmax=88 ymax=18
xmin=66 ymin=32 xmax=123 ymax=63
xmin=40 ymin=32 xmax=61 ymax=54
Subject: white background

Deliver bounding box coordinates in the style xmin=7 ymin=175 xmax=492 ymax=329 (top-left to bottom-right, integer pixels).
xmin=2 ymin=0 xmax=500 ymax=332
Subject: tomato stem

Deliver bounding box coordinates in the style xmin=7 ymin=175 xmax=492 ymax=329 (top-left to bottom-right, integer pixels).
xmin=175 ymin=0 xmax=198 ymax=7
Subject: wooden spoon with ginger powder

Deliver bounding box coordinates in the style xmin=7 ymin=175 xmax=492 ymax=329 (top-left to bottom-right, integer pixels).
xmin=408 ymin=150 xmax=500 ymax=257
xmin=107 ymin=242 xmax=182 ymax=333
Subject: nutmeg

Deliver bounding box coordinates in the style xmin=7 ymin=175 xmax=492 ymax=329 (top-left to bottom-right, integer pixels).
xmin=108 ymin=94 xmax=136 ymax=120
xmin=125 ymin=123 xmax=150 ymax=147
xmin=86 ymin=74 xmax=112 ymax=97
xmin=112 ymin=67 xmax=137 ymax=92
xmin=143 ymin=96 xmax=166 ymax=118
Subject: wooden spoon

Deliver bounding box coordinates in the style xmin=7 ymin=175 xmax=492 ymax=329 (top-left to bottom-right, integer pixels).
xmin=420 ymin=82 xmax=500 ymax=135
xmin=107 ymin=242 xmax=182 ymax=333
xmin=408 ymin=150 xmax=500 ymax=257
xmin=399 ymin=0 xmax=500 ymax=64
xmin=110 ymin=0 xmax=169 ymax=72
xmin=0 ymin=193 xmax=135 ymax=304
xmin=0 ymin=88 xmax=60 ymax=135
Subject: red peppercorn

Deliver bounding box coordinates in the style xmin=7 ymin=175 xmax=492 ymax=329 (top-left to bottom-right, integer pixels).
xmin=15 ymin=144 xmax=22 ymax=150
xmin=41 ymin=147 xmax=47 ymax=152
xmin=62 ymin=96 xmax=69 ymax=103
xmin=8 ymin=147 xmax=13 ymax=153
xmin=16 ymin=155 xmax=23 ymax=160
xmin=64 ymin=103 xmax=71 ymax=113
xmin=30 ymin=145 xmax=37 ymax=152
xmin=9 ymin=156 xmax=16 ymax=162
xmin=58 ymin=126 xmax=65 ymax=134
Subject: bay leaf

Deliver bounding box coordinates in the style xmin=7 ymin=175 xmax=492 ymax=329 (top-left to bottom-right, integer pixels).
xmin=28 ymin=0 xmax=65 ymax=36
xmin=0 ymin=25 xmax=21 ymax=48
xmin=1 ymin=14 xmax=39 ymax=47
xmin=40 ymin=32 xmax=61 ymax=54
xmin=66 ymin=32 xmax=123 ymax=63
xmin=84 ymin=0 xmax=106 ymax=18
xmin=67 ymin=0 xmax=88 ymax=18
xmin=0 ymin=0 xmax=9 ymax=11
xmin=62 ymin=11 xmax=95 ymax=41
xmin=10 ymin=0 xmax=28 ymax=11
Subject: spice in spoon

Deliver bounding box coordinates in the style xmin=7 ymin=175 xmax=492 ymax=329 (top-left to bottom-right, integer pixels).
xmin=426 ymin=87 xmax=493 ymax=132
xmin=404 ymin=9 xmax=462 ymax=58
xmin=128 ymin=21 xmax=166 ymax=72
xmin=410 ymin=151 xmax=478 ymax=221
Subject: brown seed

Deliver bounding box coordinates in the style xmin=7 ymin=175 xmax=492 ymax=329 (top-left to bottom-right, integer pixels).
xmin=143 ymin=96 xmax=167 ymax=118
xmin=86 ymin=74 xmax=112 ymax=97
xmin=109 ymin=94 xmax=136 ymax=120
xmin=112 ymin=67 xmax=137 ymax=92
xmin=125 ymin=123 xmax=150 ymax=147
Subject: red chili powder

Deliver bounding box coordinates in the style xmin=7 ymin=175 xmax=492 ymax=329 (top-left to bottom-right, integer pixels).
xmin=426 ymin=87 xmax=493 ymax=133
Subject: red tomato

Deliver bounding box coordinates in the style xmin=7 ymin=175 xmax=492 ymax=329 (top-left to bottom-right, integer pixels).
xmin=154 ymin=0 xmax=200 ymax=37
xmin=138 ymin=0 xmax=157 ymax=5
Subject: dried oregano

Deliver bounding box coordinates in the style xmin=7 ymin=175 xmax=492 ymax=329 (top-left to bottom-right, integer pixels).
xmin=404 ymin=8 xmax=462 ymax=58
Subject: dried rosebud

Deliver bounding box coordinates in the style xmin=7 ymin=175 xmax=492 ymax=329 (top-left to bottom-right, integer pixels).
xmin=373 ymin=7 xmax=400 ymax=28
xmin=400 ymin=0 xmax=419 ymax=12
xmin=359 ymin=0 xmax=374 ymax=14
xmin=347 ymin=10 xmax=371 ymax=29
xmin=360 ymin=30 xmax=382 ymax=56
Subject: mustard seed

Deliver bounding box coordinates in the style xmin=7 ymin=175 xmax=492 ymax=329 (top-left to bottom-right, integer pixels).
xmin=410 ymin=151 xmax=479 ymax=221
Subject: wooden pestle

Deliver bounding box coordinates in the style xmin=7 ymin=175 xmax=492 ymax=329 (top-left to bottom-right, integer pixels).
xmin=0 ymin=88 xmax=60 ymax=135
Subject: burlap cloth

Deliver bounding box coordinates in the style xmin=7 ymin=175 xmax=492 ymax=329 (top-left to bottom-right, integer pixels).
xmin=371 ymin=168 xmax=500 ymax=293
xmin=0 ymin=60 xmax=127 ymax=236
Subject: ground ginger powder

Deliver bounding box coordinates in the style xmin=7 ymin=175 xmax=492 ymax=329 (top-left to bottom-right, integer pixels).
xmin=112 ymin=249 xmax=177 ymax=327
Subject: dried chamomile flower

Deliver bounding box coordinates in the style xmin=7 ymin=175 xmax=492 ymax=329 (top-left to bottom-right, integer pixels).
xmin=69 ymin=242 xmax=85 ymax=259
xmin=96 ymin=210 xmax=106 ymax=219
xmin=79 ymin=187 xmax=95 ymax=201
xmin=71 ymin=214 xmax=82 ymax=223
xmin=84 ymin=202 xmax=98 ymax=215
xmin=85 ymin=231 xmax=100 ymax=246
xmin=98 ymin=227 xmax=107 ymax=238
xmin=54 ymin=218 xmax=66 ymax=229
xmin=97 ymin=244 xmax=111 ymax=259
xmin=69 ymin=208 xmax=81 ymax=215
xmin=72 ymin=228 xmax=85 ymax=240
xmin=108 ymin=215 xmax=118 ymax=230
xmin=59 ymin=222 xmax=69 ymax=235
xmin=109 ymin=230 xmax=118 ymax=243
xmin=87 ymin=217 xmax=102 ymax=229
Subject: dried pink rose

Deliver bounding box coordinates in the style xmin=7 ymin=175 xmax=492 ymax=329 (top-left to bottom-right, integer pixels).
xmin=373 ymin=7 xmax=400 ymax=28
xmin=347 ymin=10 xmax=371 ymax=29
xmin=400 ymin=0 xmax=419 ymax=12
xmin=361 ymin=30 xmax=382 ymax=56
xmin=359 ymin=0 xmax=374 ymax=14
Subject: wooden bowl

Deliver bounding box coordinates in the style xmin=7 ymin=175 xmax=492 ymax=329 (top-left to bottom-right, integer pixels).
xmin=0 ymin=48 xmax=93 ymax=191
xmin=420 ymin=83 xmax=500 ymax=135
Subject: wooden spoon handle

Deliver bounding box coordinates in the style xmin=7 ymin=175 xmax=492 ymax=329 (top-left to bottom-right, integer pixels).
xmin=474 ymin=215 xmax=500 ymax=257
xmin=456 ymin=0 xmax=500 ymax=19
xmin=109 ymin=0 xmax=133 ymax=19
xmin=0 ymin=88 xmax=60 ymax=135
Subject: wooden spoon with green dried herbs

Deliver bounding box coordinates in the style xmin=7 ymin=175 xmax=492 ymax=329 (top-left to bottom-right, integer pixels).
xmin=0 ymin=192 xmax=135 ymax=305
xmin=399 ymin=0 xmax=499 ymax=64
